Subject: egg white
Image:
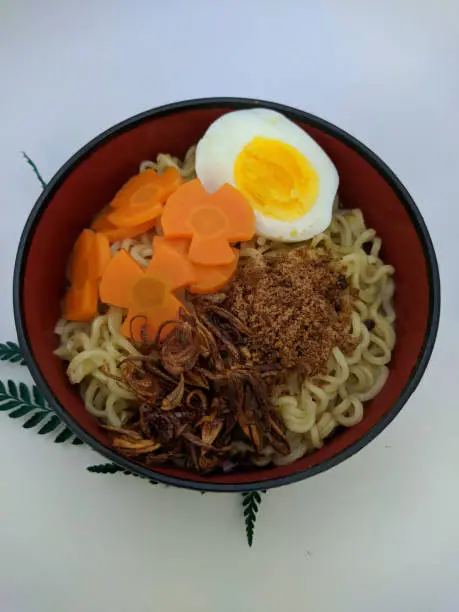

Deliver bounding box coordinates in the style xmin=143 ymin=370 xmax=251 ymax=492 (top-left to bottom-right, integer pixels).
xmin=195 ymin=108 xmax=339 ymax=242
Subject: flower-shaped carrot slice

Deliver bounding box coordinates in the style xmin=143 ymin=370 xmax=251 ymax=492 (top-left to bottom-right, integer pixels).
xmin=121 ymin=276 xmax=185 ymax=342
xmin=92 ymin=213 xmax=157 ymax=243
xmin=92 ymin=168 xmax=182 ymax=236
xmin=111 ymin=168 xmax=182 ymax=208
xmin=107 ymin=167 xmax=183 ymax=228
xmin=122 ymin=249 xmax=196 ymax=340
xmin=153 ymin=236 xmax=189 ymax=257
xmin=153 ymin=236 xmax=239 ymax=294
xmin=146 ymin=243 xmax=196 ymax=290
xmin=99 ymin=247 xmax=196 ymax=342
xmin=190 ymin=250 xmax=239 ymax=294
xmin=107 ymin=202 xmax=163 ymax=229
xmin=155 ymin=168 xmax=183 ymax=201
xmin=161 ymin=180 xmax=255 ymax=266
xmin=110 ymin=170 xmax=159 ymax=209
xmin=99 ymin=249 xmax=144 ymax=308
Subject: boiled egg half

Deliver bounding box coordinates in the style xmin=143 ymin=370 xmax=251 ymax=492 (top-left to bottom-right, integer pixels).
xmin=195 ymin=108 xmax=339 ymax=242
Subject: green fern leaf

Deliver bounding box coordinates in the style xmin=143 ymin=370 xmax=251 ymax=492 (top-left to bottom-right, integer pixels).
xmin=87 ymin=462 xmax=157 ymax=485
xmin=0 ymin=342 xmax=26 ymax=365
xmin=38 ymin=415 xmax=61 ymax=435
xmin=8 ymin=405 xmax=35 ymax=418
xmin=54 ymin=428 xmax=74 ymax=444
xmin=8 ymin=406 xmax=33 ymax=419
xmin=32 ymin=386 xmax=47 ymax=408
xmin=242 ymin=491 xmax=266 ymax=547
xmin=0 ymin=378 xmax=82 ymax=444
xmin=23 ymin=412 xmax=47 ymax=429
xmin=7 ymin=380 xmax=17 ymax=396
xmin=22 ymin=152 xmax=47 ymax=189
xmin=0 ymin=400 xmax=21 ymax=411
xmin=0 ymin=380 xmax=47 ymax=414
xmin=87 ymin=463 xmax=125 ymax=474
xmin=18 ymin=382 xmax=32 ymax=404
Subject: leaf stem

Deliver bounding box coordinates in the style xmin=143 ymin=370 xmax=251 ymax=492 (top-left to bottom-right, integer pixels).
xmin=22 ymin=152 xmax=47 ymax=189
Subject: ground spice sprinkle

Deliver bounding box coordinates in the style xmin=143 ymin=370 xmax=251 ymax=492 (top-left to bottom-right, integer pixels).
xmin=225 ymin=246 xmax=357 ymax=377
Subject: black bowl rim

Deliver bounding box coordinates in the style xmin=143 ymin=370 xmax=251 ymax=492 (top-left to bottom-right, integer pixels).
xmin=13 ymin=97 xmax=441 ymax=492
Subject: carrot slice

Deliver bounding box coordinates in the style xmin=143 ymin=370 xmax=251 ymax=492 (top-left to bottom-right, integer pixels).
xmin=98 ymin=248 xmax=191 ymax=341
xmin=92 ymin=212 xmax=157 ymax=243
xmin=121 ymin=277 xmax=184 ymax=342
xmin=160 ymin=180 xmax=208 ymax=238
xmin=106 ymin=169 xmax=182 ymax=228
xmin=190 ymin=249 xmax=239 ymax=294
xmin=93 ymin=233 xmax=111 ymax=279
xmin=110 ymin=170 xmax=160 ymax=210
xmin=106 ymin=201 xmax=163 ymax=228
xmin=153 ymin=236 xmax=239 ymax=293
xmin=146 ymin=245 xmax=196 ymax=289
xmin=63 ymin=228 xmax=112 ymax=321
xmin=62 ymin=281 xmax=98 ymax=321
xmin=68 ymin=229 xmax=94 ymax=288
xmin=110 ymin=168 xmax=183 ymax=210
xmin=69 ymin=229 xmax=110 ymax=282
xmin=189 ymin=235 xmax=235 ymax=266
xmin=161 ymin=180 xmax=255 ymax=266
xmin=100 ymin=222 xmax=156 ymax=242
xmin=99 ymin=250 xmax=144 ymax=308
xmin=153 ymin=236 xmax=189 ymax=257
xmin=91 ymin=211 xmax=113 ymax=232
xmin=206 ymin=184 xmax=256 ymax=240
xmin=155 ymin=167 xmax=183 ymax=201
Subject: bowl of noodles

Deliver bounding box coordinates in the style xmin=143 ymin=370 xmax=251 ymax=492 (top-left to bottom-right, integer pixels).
xmin=13 ymin=98 xmax=440 ymax=492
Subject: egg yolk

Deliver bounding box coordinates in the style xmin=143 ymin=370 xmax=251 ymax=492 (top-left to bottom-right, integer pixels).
xmin=234 ymin=137 xmax=319 ymax=221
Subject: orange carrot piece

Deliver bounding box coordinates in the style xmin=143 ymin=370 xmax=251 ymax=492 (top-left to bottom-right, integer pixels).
xmin=110 ymin=170 xmax=160 ymax=209
xmin=206 ymin=184 xmax=256 ymax=240
xmin=99 ymin=250 xmax=144 ymax=308
xmin=190 ymin=249 xmax=239 ymax=294
xmin=106 ymin=201 xmax=163 ymax=228
xmin=98 ymin=247 xmax=191 ymax=341
xmin=161 ymin=180 xmax=255 ymax=266
xmin=64 ymin=228 xmax=111 ymax=322
xmin=106 ymin=169 xmax=182 ymax=228
xmin=146 ymin=245 xmax=196 ymax=290
xmin=93 ymin=233 xmax=111 ymax=279
xmin=91 ymin=168 xmax=182 ymax=240
xmin=91 ymin=211 xmax=113 ymax=232
xmin=153 ymin=236 xmax=238 ymax=293
xmin=100 ymin=221 xmax=157 ymax=243
xmin=110 ymin=167 xmax=182 ymax=211
xmin=62 ymin=281 xmax=98 ymax=321
xmin=121 ymin=276 xmax=183 ymax=342
xmin=189 ymin=236 xmax=235 ymax=266
xmin=68 ymin=229 xmax=94 ymax=288
xmin=161 ymin=180 xmax=208 ymax=238
xmin=153 ymin=236 xmax=190 ymax=257
xmin=155 ymin=167 xmax=183 ymax=201
xmin=92 ymin=211 xmax=157 ymax=243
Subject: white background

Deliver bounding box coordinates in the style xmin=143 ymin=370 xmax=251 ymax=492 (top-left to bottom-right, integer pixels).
xmin=0 ymin=1 xmax=458 ymax=611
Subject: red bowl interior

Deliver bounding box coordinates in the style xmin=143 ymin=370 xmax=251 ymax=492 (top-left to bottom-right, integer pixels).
xmin=15 ymin=100 xmax=439 ymax=490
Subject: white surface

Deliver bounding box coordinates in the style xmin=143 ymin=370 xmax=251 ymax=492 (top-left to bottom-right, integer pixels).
xmin=0 ymin=1 xmax=458 ymax=611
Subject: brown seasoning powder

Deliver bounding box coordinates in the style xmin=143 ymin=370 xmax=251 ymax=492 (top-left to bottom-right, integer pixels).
xmin=225 ymin=246 xmax=358 ymax=377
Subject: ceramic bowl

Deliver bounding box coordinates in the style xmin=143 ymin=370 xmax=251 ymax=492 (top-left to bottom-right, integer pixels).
xmin=13 ymin=98 xmax=440 ymax=491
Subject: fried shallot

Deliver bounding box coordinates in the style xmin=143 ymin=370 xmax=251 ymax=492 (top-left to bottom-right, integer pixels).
xmin=106 ymin=304 xmax=290 ymax=473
